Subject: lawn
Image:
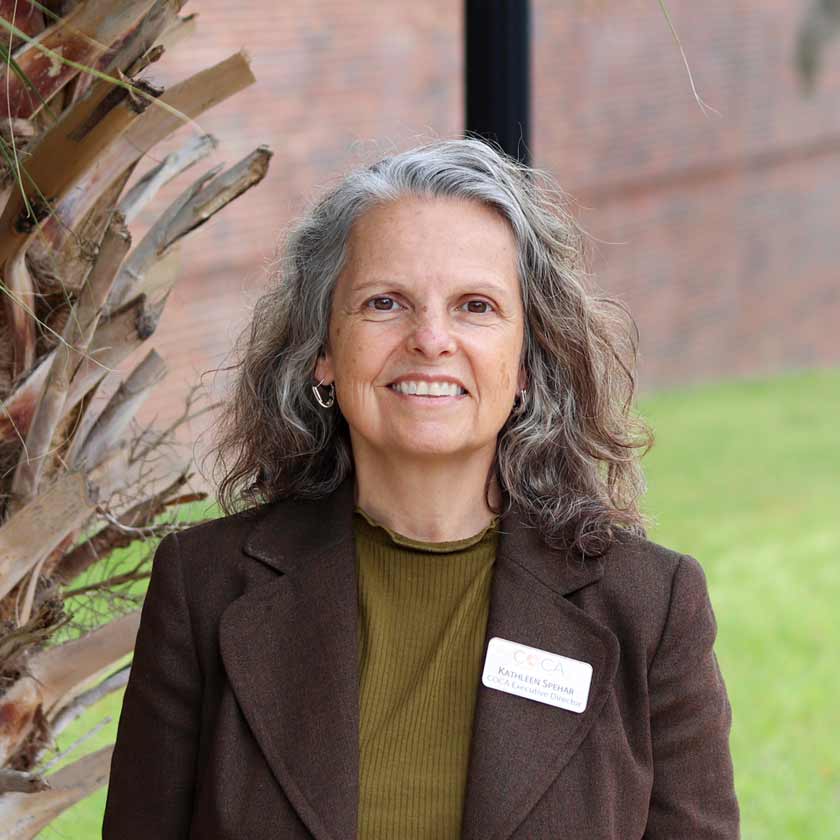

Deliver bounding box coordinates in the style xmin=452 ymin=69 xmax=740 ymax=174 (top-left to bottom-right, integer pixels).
xmin=33 ymin=365 xmax=840 ymax=839
xmin=640 ymin=365 xmax=840 ymax=839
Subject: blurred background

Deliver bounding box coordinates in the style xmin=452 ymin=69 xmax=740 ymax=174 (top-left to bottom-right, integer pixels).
xmin=132 ymin=0 xmax=840 ymax=430
xmin=35 ymin=1 xmax=839 ymax=837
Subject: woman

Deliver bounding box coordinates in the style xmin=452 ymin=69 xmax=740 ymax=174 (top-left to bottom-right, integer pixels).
xmin=103 ymin=138 xmax=740 ymax=839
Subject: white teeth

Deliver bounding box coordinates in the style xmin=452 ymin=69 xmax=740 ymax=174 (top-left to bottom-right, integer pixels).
xmin=391 ymin=381 xmax=465 ymax=397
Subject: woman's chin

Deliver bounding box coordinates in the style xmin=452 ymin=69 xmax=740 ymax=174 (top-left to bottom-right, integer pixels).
xmin=348 ymin=420 xmax=496 ymax=463
xmin=384 ymin=433 xmax=474 ymax=461
xmin=397 ymin=441 xmax=465 ymax=459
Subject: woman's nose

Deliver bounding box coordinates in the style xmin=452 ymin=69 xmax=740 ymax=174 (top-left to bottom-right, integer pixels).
xmin=405 ymin=308 xmax=457 ymax=357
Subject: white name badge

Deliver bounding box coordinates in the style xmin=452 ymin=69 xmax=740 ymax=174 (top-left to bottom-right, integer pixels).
xmin=481 ymin=636 xmax=593 ymax=713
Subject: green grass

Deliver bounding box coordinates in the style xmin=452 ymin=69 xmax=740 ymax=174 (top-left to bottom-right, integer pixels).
xmin=33 ymin=365 xmax=840 ymax=839
xmin=640 ymin=365 xmax=840 ymax=840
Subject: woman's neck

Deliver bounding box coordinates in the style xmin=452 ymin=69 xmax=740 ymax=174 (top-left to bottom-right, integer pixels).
xmin=351 ymin=446 xmax=501 ymax=543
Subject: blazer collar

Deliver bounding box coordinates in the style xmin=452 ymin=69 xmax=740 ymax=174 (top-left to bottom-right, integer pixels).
xmin=241 ymin=474 xmax=606 ymax=595
xmin=221 ymin=475 xmax=618 ymax=840
xmin=240 ymin=475 xmax=357 ymax=575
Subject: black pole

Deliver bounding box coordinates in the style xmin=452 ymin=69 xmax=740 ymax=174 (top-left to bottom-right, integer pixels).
xmin=464 ymin=0 xmax=531 ymax=165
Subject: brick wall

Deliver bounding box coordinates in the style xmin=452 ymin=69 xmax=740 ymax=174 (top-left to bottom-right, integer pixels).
xmin=124 ymin=0 xmax=840 ymax=488
xmin=532 ymin=0 xmax=840 ymax=391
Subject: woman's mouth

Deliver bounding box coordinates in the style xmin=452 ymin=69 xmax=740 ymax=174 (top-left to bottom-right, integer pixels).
xmin=387 ymin=381 xmax=468 ymax=399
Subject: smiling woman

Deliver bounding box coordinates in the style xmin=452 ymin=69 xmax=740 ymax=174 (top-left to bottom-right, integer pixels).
xmin=102 ymin=139 xmax=740 ymax=840
xmin=207 ymin=138 xmax=656 ymax=556
xmin=312 ymin=195 xmax=526 ymax=533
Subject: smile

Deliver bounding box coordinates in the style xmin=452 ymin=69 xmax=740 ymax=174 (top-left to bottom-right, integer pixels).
xmin=388 ymin=381 xmax=468 ymax=399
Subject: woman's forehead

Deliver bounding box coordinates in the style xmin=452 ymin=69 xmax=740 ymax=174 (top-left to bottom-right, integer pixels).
xmin=342 ymin=196 xmax=519 ymax=286
xmin=350 ymin=194 xmax=514 ymax=244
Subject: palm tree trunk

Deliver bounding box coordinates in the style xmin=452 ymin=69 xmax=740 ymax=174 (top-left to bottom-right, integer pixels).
xmin=0 ymin=2 xmax=271 ymax=834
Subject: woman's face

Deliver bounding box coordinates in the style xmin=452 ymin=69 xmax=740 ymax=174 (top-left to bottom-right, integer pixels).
xmin=314 ymin=195 xmax=526 ymax=466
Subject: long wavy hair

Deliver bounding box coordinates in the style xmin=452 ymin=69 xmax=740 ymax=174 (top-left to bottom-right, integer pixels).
xmin=203 ymin=138 xmax=654 ymax=557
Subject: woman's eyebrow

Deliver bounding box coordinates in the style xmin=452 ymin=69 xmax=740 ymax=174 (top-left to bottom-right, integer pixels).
xmin=350 ymin=278 xmax=408 ymax=296
xmin=350 ymin=277 xmax=513 ymax=298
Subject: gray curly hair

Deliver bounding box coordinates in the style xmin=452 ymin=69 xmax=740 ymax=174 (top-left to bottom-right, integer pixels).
xmin=204 ymin=137 xmax=654 ymax=557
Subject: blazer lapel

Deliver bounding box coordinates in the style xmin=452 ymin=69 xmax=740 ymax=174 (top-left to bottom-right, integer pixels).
xmin=461 ymin=507 xmax=620 ymax=840
xmin=219 ymin=476 xmax=359 ymax=840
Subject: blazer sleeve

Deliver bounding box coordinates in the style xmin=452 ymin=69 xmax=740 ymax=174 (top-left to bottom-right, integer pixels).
xmin=102 ymin=532 xmax=202 ymax=839
xmin=644 ymin=553 xmax=740 ymax=839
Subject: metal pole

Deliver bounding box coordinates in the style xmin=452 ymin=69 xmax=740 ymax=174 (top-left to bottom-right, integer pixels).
xmin=464 ymin=0 xmax=532 ymax=165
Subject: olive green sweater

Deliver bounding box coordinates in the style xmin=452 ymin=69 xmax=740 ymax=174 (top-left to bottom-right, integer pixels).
xmin=353 ymin=506 xmax=499 ymax=840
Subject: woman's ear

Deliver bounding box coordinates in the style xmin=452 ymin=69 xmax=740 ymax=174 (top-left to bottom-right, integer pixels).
xmin=314 ymin=349 xmax=334 ymax=385
xmin=517 ymin=365 xmax=527 ymax=392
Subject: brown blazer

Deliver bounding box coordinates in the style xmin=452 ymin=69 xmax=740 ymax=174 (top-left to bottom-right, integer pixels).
xmin=102 ymin=475 xmax=739 ymax=839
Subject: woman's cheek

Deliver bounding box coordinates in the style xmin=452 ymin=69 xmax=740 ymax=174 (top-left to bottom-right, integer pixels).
xmin=496 ymin=360 xmax=513 ymax=393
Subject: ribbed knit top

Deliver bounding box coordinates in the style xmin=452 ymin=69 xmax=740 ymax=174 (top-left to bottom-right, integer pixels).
xmin=353 ymin=506 xmax=500 ymax=840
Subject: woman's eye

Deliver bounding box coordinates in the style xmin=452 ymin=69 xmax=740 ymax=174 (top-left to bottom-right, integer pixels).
xmin=367 ymin=296 xmax=401 ymax=311
xmin=365 ymin=297 xmax=493 ymax=314
xmin=462 ymin=299 xmax=494 ymax=314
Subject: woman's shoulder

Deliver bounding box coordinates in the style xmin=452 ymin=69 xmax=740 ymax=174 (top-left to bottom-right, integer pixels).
xmin=593 ymin=528 xmax=714 ymax=635
xmin=158 ymin=497 xmax=297 ymax=581
xmin=149 ymin=498 xmax=303 ymax=622
xmin=603 ymin=527 xmax=699 ymax=582
xmin=162 ymin=501 xmax=266 ymax=555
